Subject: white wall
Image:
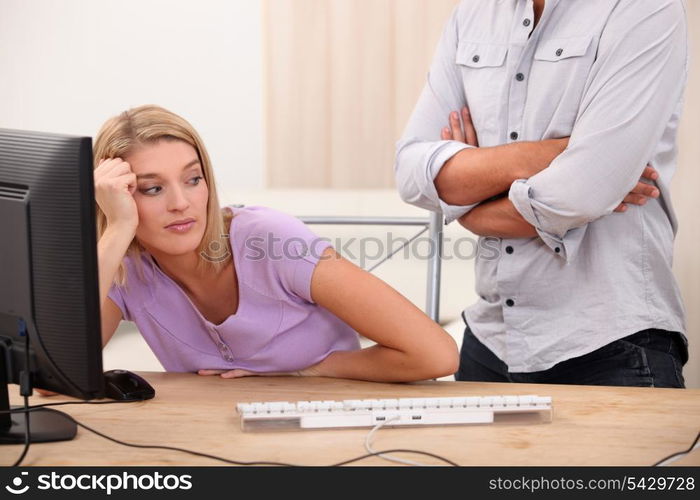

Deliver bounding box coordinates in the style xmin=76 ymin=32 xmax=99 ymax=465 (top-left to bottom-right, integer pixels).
xmin=0 ymin=0 xmax=264 ymax=190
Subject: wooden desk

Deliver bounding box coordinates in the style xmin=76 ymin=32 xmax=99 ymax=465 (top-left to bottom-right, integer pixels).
xmin=4 ymin=373 xmax=700 ymax=466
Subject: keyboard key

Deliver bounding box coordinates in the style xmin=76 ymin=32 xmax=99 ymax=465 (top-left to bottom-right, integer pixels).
xmin=439 ymin=397 xmax=455 ymax=408
xmin=268 ymin=402 xmax=284 ymax=413
xmin=384 ymin=399 xmax=399 ymax=409
xmin=504 ymin=396 xmax=519 ymax=407
xmin=492 ymin=397 xmax=505 ymax=408
xmin=370 ymin=400 xmax=385 ymax=410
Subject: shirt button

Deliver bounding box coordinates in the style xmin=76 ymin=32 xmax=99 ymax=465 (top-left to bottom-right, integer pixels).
xmin=510 ymin=131 xmax=519 ymax=140
xmin=556 ymin=48 xmax=564 ymax=57
xmin=555 ymin=247 xmax=561 ymax=253
xmin=506 ymin=299 xmax=515 ymax=307
xmin=472 ymin=54 xmax=480 ymax=63
xmin=505 ymin=246 xmax=514 ymax=254
xmin=224 ymin=355 xmax=234 ymax=362
xmin=515 ymin=73 xmax=525 ymax=81
xmin=523 ymin=18 xmax=531 ymax=27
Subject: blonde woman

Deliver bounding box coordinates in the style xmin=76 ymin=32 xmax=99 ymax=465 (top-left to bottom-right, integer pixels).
xmin=93 ymin=105 xmax=458 ymax=383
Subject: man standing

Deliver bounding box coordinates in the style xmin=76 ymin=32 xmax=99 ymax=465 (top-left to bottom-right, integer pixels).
xmin=395 ymin=0 xmax=689 ymax=386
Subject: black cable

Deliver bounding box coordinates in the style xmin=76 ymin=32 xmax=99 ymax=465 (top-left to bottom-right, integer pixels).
xmin=6 ymin=403 xmax=459 ymax=467
xmin=652 ymin=430 xmax=700 ymax=467
xmin=11 ymin=395 xmax=30 ymax=467
xmin=11 ymin=321 xmax=32 ymax=467
xmin=2 ymin=399 xmax=140 ymax=412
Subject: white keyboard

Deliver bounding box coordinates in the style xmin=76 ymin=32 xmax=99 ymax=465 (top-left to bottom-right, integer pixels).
xmin=236 ymin=394 xmax=552 ymax=432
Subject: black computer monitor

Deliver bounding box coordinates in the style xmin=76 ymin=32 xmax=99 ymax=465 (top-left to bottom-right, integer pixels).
xmin=0 ymin=128 xmax=104 ymax=444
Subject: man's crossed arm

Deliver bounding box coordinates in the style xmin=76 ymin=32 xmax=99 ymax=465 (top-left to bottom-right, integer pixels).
xmin=434 ymin=107 xmax=660 ymax=239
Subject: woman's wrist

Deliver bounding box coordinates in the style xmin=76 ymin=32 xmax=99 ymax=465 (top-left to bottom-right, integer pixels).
xmin=103 ymin=221 xmax=137 ymax=241
xmin=98 ymin=223 xmax=135 ymax=307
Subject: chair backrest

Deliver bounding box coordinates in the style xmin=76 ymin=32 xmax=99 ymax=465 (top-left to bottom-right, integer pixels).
xmin=298 ymin=211 xmax=444 ymax=323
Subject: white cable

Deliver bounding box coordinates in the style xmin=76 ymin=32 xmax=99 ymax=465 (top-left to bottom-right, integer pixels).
xmin=363 ymin=415 xmax=427 ymax=466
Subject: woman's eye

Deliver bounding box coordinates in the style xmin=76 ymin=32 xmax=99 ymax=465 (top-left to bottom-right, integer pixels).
xmin=138 ymin=177 xmax=201 ymax=195
xmin=140 ymin=186 xmax=162 ymax=195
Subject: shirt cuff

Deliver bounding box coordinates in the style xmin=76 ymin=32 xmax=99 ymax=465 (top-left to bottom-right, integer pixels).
xmin=427 ymin=141 xmax=479 ymax=225
xmin=508 ymin=179 xmax=586 ymax=263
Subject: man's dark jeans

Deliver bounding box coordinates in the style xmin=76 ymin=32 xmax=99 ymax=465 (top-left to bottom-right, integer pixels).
xmin=455 ymin=324 xmax=688 ymax=388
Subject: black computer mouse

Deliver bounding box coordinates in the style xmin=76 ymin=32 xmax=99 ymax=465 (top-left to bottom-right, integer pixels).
xmin=103 ymin=369 xmax=156 ymax=401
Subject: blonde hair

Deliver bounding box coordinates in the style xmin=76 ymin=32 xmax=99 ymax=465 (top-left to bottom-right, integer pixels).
xmin=93 ymin=104 xmax=232 ymax=287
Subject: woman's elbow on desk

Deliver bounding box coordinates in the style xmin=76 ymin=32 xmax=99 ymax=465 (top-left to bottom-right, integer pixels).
xmin=391 ymin=325 xmax=460 ymax=381
xmin=406 ymin=331 xmax=460 ymax=381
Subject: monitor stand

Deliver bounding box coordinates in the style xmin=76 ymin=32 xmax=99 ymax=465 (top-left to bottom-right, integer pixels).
xmin=0 ymin=360 xmax=77 ymax=444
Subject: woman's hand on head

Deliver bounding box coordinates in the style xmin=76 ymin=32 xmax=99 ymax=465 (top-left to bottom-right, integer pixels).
xmin=94 ymin=157 xmax=139 ymax=234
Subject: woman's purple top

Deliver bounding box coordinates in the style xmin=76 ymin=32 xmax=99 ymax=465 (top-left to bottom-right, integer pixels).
xmin=107 ymin=205 xmax=360 ymax=372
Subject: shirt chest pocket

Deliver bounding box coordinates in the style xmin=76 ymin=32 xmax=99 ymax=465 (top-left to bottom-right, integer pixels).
xmin=456 ymin=41 xmax=508 ymax=137
xmin=530 ymin=35 xmax=595 ymax=126
xmin=533 ymin=35 xmax=592 ymax=62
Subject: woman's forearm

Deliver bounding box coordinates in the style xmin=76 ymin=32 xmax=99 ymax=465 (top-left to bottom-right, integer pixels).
xmin=310 ymin=340 xmax=457 ymax=383
xmin=98 ymin=225 xmax=134 ymax=308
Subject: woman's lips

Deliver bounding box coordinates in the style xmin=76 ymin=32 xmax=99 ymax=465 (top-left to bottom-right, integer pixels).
xmin=165 ymin=220 xmax=196 ymax=233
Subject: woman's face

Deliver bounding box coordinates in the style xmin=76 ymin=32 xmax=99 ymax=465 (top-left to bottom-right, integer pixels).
xmin=126 ymin=139 xmax=209 ymax=257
